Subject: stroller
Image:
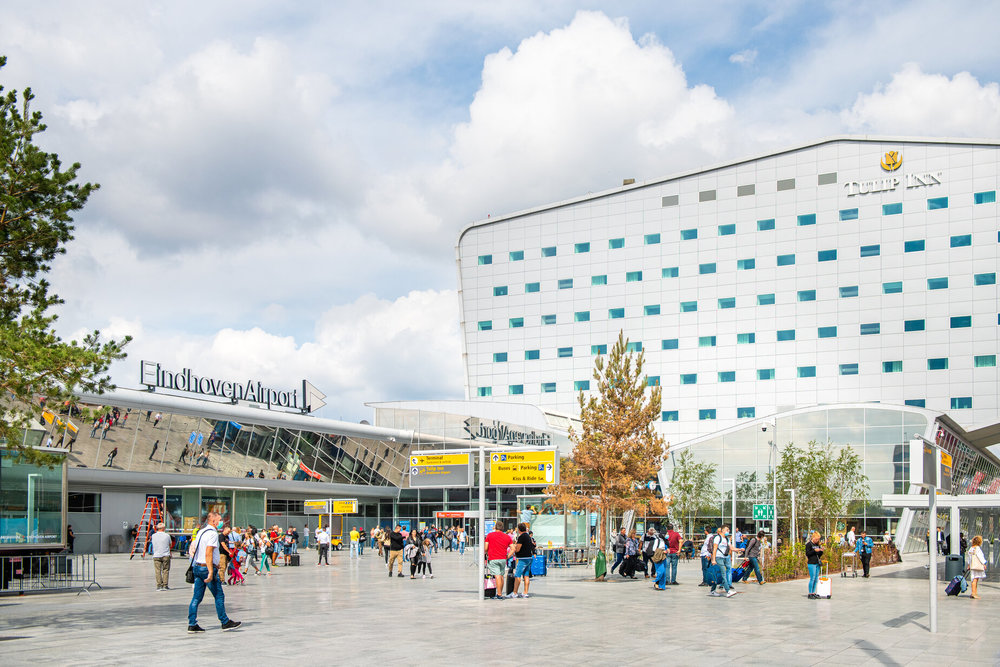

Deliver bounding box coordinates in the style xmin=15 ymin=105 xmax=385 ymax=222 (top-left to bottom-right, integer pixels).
xmin=228 ymin=549 xmax=246 ymax=585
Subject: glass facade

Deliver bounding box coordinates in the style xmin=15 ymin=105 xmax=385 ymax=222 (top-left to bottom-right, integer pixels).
xmin=1 ymin=450 xmax=66 ymax=548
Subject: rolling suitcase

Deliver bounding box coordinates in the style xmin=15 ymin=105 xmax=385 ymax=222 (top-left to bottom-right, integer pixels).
xmin=531 ymin=554 xmax=547 ymax=576
xmin=505 ymin=571 xmax=516 ymax=596
xmin=816 ymin=565 xmax=832 ymax=599
xmin=484 ymin=576 xmax=497 ymax=598
xmin=945 ymin=576 xmax=964 ymax=596
xmin=289 ymin=553 xmax=300 ymax=566
xmin=732 ymin=566 xmax=747 ymax=583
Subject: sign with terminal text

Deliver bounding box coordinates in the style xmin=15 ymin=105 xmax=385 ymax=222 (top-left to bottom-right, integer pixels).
xmin=409 ymin=453 xmax=472 ymax=488
xmin=304 ymin=500 xmax=330 ymax=515
xmin=332 ymin=499 xmax=358 ymax=514
xmin=489 ymin=450 xmax=559 ymax=487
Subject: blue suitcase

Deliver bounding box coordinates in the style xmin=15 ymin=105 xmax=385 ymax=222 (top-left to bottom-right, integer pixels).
xmin=530 ymin=554 xmax=547 ymax=576
xmin=945 ymin=575 xmax=964 ymax=596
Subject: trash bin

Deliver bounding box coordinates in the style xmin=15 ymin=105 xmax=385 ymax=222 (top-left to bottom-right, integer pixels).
xmin=945 ymin=553 xmax=964 ymax=581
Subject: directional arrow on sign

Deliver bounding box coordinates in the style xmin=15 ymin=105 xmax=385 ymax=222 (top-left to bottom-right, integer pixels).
xmin=302 ymin=380 xmax=327 ymax=413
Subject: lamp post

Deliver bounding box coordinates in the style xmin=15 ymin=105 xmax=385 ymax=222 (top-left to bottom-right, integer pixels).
xmin=785 ymin=488 xmax=797 ymax=549
xmin=763 ymin=419 xmax=778 ymax=548
xmin=722 ymin=477 xmax=736 ymax=531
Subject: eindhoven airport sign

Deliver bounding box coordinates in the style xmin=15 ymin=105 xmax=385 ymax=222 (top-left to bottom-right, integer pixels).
xmin=140 ymin=360 xmax=326 ymax=413
xmin=463 ymin=417 xmax=552 ymax=447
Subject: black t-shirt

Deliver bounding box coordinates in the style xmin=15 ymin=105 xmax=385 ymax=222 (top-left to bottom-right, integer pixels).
xmin=389 ymin=531 xmax=405 ymax=550
xmin=515 ymin=532 xmax=534 ymax=559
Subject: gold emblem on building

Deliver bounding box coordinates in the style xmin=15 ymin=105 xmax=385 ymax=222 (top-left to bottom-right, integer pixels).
xmin=881 ymin=151 xmax=902 ymax=171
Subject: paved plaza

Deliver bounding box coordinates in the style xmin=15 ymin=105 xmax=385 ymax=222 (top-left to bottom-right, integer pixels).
xmin=1 ymin=549 xmax=998 ymax=665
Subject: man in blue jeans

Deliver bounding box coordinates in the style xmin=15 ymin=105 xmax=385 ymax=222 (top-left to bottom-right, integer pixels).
xmin=698 ymin=526 xmax=714 ymax=586
xmin=665 ymin=524 xmax=681 ymax=585
xmin=708 ymin=525 xmax=737 ymax=598
xmin=188 ymin=511 xmax=241 ymax=633
xmin=610 ymin=527 xmax=627 ymax=575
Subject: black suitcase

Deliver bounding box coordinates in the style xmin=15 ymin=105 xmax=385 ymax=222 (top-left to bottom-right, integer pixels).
xmin=289 ymin=553 xmax=300 ymax=566
xmin=945 ymin=575 xmax=964 ymax=596
xmin=505 ymin=572 xmax=516 ymax=596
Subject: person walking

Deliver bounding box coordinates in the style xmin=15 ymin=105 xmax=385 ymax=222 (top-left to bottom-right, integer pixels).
xmin=968 ymin=535 xmax=987 ymax=599
xmin=610 ymin=527 xmax=627 ymax=575
xmin=303 ymin=525 xmax=310 ymax=550
xmin=708 ymin=525 xmax=736 ymax=598
xmin=806 ymin=531 xmax=825 ymax=599
xmin=419 ymin=538 xmax=434 ymax=578
xmin=512 ymin=522 xmax=534 ymax=598
xmin=743 ymin=530 xmax=765 ymax=585
xmin=641 ymin=528 xmax=657 ymax=579
xmin=484 ymin=520 xmax=514 ymax=599
xmin=665 ymin=524 xmax=682 ymax=585
xmin=387 ymin=525 xmax=406 ymax=577
xmin=103 ymin=447 xmax=118 ymax=468
xmin=651 ymin=541 xmax=668 ymax=590
xmin=699 ymin=526 xmax=714 ymax=586
xmin=458 ymin=527 xmax=467 ymax=555
xmin=349 ymin=526 xmax=360 ymax=559
xmin=151 ymin=523 xmax=172 ymax=591
xmin=855 ymin=530 xmax=874 ymax=578
xmin=358 ymin=527 xmax=367 ymax=556
xmin=187 ymin=511 xmax=241 ymax=633
xmin=315 ymin=526 xmax=330 ymax=566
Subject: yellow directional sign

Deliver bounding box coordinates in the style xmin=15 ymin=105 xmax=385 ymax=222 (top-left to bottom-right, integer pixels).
xmin=411 ymin=454 xmax=469 ymax=467
xmin=304 ymin=500 xmax=330 ymax=514
xmin=332 ymin=499 xmax=358 ymax=514
xmin=489 ymin=450 xmax=559 ymax=486
xmin=409 ymin=452 xmax=472 ymax=488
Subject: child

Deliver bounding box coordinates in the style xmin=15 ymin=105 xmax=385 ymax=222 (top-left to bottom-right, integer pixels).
xmin=228 ymin=549 xmax=245 ymax=585
xmin=420 ymin=538 xmax=434 ymax=578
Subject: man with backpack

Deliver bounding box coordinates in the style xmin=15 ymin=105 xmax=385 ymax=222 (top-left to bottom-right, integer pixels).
xmin=708 ymin=525 xmax=737 ymax=598
xmin=743 ymin=530 xmax=766 ymax=585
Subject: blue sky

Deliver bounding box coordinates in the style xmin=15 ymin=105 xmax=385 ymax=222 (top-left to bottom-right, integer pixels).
xmin=3 ymin=1 xmax=999 ymax=420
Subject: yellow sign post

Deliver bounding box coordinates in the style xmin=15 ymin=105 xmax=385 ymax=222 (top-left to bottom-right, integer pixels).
xmin=332 ymin=499 xmax=358 ymax=514
xmin=489 ymin=450 xmax=559 ymax=486
xmin=409 ymin=453 xmax=472 ymax=488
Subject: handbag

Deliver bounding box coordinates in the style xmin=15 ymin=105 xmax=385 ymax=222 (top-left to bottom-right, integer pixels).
xmin=185 ymin=528 xmax=210 ymax=584
xmin=970 ymin=549 xmax=986 ymax=571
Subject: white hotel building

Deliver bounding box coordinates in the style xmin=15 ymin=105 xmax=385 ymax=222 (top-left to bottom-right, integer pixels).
xmin=456 ymin=136 xmax=1000 ymax=543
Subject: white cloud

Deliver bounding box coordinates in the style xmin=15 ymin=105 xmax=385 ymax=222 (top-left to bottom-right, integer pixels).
xmin=729 ymin=49 xmax=757 ymax=66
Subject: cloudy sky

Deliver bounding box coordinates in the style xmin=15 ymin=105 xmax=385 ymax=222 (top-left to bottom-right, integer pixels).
xmin=4 ymin=1 xmax=1000 ymax=421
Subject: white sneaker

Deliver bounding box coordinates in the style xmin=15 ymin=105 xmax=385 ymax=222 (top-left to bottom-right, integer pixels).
xmin=422 ymin=574 xmax=426 ymax=579
xmin=709 ymin=591 xmax=722 ymax=597
xmin=726 ymin=590 xmax=738 ymax=598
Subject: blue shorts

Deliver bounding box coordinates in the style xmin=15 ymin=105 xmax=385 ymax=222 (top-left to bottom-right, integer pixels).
xmin=514 ymin=558 xmax=532 ymax=577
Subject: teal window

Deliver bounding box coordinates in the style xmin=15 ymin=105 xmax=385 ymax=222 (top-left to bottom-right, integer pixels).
xmin=662 ymin=267 xmax=679 ymax=278
xmin=557 ymin=347 xmax=573 ymax=358
xmin=975 ymin=273 xmax=996 ymax=286
xmin=883 ymin=361 xmax=902 ymax=373
xmin=626 ymin=271 xmax=643 ymax=282
xmin=646 ymin=376 xmax=660 ymax=387
xmin=541 ymin=382 xmax=556 ymax=393
xmin=818 ymin=249 xmax=837 ymax=262
xmin=839 ymin=208 xmax=859 ymax=221
xmin=737 ymin=407 xmax=756 ymax=418
xmin=975 ymin=355 xmax=997 ymax=367
xmin=609 ymin=308 xmax=625 ymax=319
xmin=493 ymin=286 xmax=508 ymax=296
xmin=718 ymin=371 xmax=735 ymax=383
xmin=905 ymin=399 xmax=925 ymax=407
xmin=592 ymin=275 xmax=607 ymax=286
xmin=928 ymin=358 xmax=948 ymax=370
xmin=757 ymin=368 xmax=774 ymax=380
xmin=797 ymin=366 xmax=816 ymax=378
xmin=699 ymin=336 xmax=717 ymax=347
xmin=883 ymin=281 xmax=903 ymax=294
xmin=839 ymin=363 xmax=858 ymax=376
xmin=757 ymin=293 xmax=775 ymax=305
xmin=526 ymin=282 xmax=540 ymax=293
xmin=757 ymin=218 xmax=775 ymax=231
xmin=626 ymin=342 xmax=643 ymax=353
xmin=591 ymin=344 xmax=608 ymax=355
xmin=509 ymin=250 xmax=524 ymax=261
xmin=477 ymin=320 xmax=492 ymax=331
xmin=493 ymin=352 xmax=507 ymax=362
xmin=927 ymin=196 xmax=949 ymax=210
xmin=558 ymin=278 xmax=573 ymax=289
xmin=951 ymin=316 xmax=972 ymax=328
xmin=476 ymin=386 xmax=491 ymax=397
xmin=525 ymin=350 xmax=539 ymax=360
xmin=738 ymin=333 xmax=756 ymax=344
xmin=951 ymin=234 xmax=972 ymax=247
xmin=574 ymin=380 xmax=590 ymax=391
xmin=508 ymin=384 xmax=523 ymax=395
xmin=974 ymin=190 xmax=996 ymax=204
xmin=680 ymin=301 xmax=697 ymax=313
xmin=882 ymin=202 xmax=902 ymax=215
xmin=798 ymin=290 xmax=816 ymax=302
xmin=478 ymin=254 xmax=492 ymax=265
xmin=840 ymin=285 xmax=858 ymax=298
xmin=860 ymin=323 xmax=880 ymax=335
xmin=699 ymin=409 xmax=717 ymax=420
xmin=680 ymin=229 xmax=697 ymax=240
xmin=574 ymin=311 xmax=590 ymax=322
xmin=718 ymin=297 xmax=736 ymax=309
xmin=777 ymin=254 xmax=795 ymax=266
xmin=680 ymin=374 xmax=697 ymax=385
xmin=541 ymin=246 xmax=557 ymax=257
xmin=699 ymin=263 xmax=717 ymax=275
xmin=860 ymin=244 xmax=880 ymax=257
xmin=574 ymin=242 xmax=590 ymax=253
xmin=904 ymin=240 xmax=925 ymax=252
xmin=661 ymin=339 xmax=678 ymax=350
xmin=609 ymin=237 xmax=625 ymax=249
xmin=777 ymin=329 xmax=795 ymax=341
xmin=737 ymin=258 xmax=755 ymax=270
xmin=904 ymin=319 xmax=925 ymax=332
xmin=644 ymin=233 xmax=661 ymax=245
xmin=509 ymin=317 xmax=524 ymax=328
xmin=951 ymin=397 xmax=972 ymax=409
xmin=818 ymin=326 xmax=837 ymax=338
xmin=662 ymin=410 xmax=679 ymax=422
xmin=719 ymin=224 xmax=736 ymax=236
xmin=797 ymin=213 xmax=816 ymax=226
xmin=644 ymin=305 xmax=660 ymax=316
xmin=541 ymin=314 xmax=556 ymax=325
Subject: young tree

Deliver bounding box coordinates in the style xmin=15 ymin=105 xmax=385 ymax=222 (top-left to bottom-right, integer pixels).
xmin=546 ymin=331 xmax=669 ymax=579
xmin=668 ymin=448 xmax=718 ymax=536
xmin=0 ymin=57 xmax=129 ymax=464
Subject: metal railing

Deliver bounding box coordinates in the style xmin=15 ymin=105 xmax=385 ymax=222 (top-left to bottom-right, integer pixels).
xmin=0 ymin=553 xmax=102 ymax=596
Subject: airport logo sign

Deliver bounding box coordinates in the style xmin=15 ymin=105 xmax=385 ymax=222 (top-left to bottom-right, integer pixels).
xmin=140 ymin=360 xmax=326 ymax=413
xmin=463 ymin=417 xmax=552 ymax=446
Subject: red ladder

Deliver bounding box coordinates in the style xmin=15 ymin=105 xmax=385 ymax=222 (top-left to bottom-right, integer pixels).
xmin=129 ymin=498 xmax=162 ymax=559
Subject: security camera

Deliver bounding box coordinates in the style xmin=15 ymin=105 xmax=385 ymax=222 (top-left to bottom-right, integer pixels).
xmin=761 ymin=425 xmax=768 ymax=432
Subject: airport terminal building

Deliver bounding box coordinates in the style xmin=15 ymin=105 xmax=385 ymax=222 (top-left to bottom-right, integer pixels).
xmin=456 ymin=136 xmax=1000 ymax=547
